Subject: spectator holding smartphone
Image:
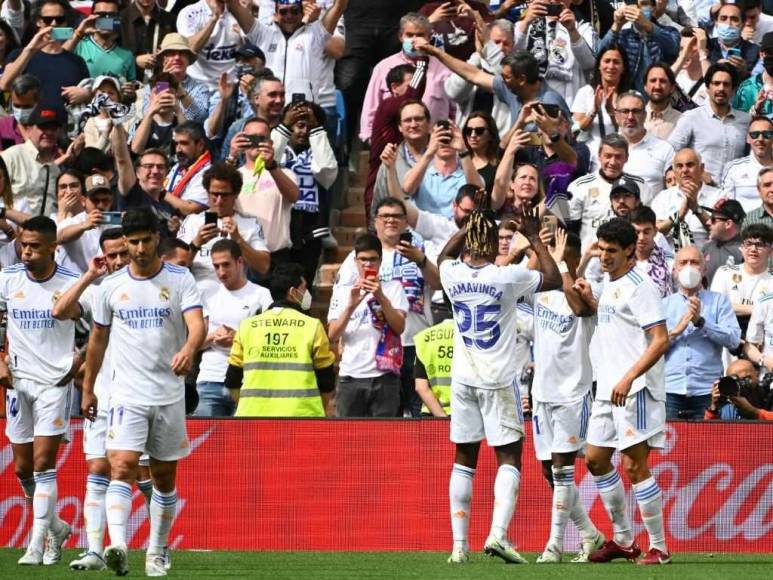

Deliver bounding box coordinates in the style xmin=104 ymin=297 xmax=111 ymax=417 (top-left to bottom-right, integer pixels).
xmin=733 ymin=32 xmax=773 ymax=117
xmin=704 ymin=1 xmax=759 ymax=80
xmin=328 ymin=233 xmax=409 ymax=418
xmin=130 ymin=73 xmax=185 ymax=157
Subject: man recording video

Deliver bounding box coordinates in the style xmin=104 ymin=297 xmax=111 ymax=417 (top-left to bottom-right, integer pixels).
xmin=704 ymin=359 xmax=773 ymax=420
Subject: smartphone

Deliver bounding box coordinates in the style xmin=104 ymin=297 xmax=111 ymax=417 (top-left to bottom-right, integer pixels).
xmin=204 ymin=211 xmax=218 ymax=226
xmin=545 ymin=3 xmax=562 ymax=16
xmin=363 ymin=267 xmax=378 ymax=281
xmin=436 ymin=119 xmax=452 ymax=144
xmin=540 ymin=103 xmax=560 ymax=118
xmin=291 ymin=93 xmax=305 ymax=104
xmin=247 ymin=134 xmax=267 ymax=147
xmin=98 ymin=212 xmax=122 ymax=226
xmin=541 ymin=215 xmax=558 ymax=236
xmin=399 ymin=231 xmax=413 ymax=245
xmin=50 ymin=27 xmax=74 ymax=41
xmin=154 ymin=81 xmax=170 ymax=94
xmin=95 ymin=17 xmax=120 ymax=32
xmin=727 ymin=47 xmax=742 ymax=59
xmin=528 ymin=132 xmax=543 ymax=146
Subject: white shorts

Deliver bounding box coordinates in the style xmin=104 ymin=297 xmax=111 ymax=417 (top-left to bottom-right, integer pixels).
xmin=5 ymin=379 xmax=72 ymax=444
xmin=83 ymin=411 xmax=108 ymax=460
xmin=105 ymin=400 xmax=189 ymax=462
xmin=532 ymin=392 xmax=593 ymax=461
xmin=450 ymin=381 xmax=524 ymax=447
xmin=587 ymin=388 xmax=665 ymax=451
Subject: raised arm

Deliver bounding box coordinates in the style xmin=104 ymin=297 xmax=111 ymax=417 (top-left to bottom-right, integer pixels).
xmin=52 ymin=257 xmax=105 ymax=320
xmin=321 ymin=0 xmax=348 ymax=35
xmin=412 ymin=37 xmax=495 ymax=92
xmin=111 ymin=123 xmax=137 ymax=196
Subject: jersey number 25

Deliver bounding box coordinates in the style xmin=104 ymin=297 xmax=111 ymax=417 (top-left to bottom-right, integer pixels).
xmin=455 ymin=303 xmax=501 ymax=349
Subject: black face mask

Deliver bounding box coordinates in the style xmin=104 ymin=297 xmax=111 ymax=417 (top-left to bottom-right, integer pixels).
xmin=764 ymin=55 xmax=773 ymax=76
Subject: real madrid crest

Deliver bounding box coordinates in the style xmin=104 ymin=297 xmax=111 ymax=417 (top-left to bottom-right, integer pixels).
xmin=52 ymin=291 xmax=62 ymax=303
xmin=159 ymin=287 xmax=170 ymax=301
xmin=732 ymin=273 xmax=742 ymax=284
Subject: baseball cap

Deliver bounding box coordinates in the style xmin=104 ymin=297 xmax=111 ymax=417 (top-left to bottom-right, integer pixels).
xmin=610 ymin=178 xmax=641 ymax=198
xmin=761 ymin=31 xmax=773 ymax=53
xmin=27 ymin=105 xmax=65 ymax=127
xmin=235 ymin=43 xmax=266 ymax=62
xmin=701 ymin=198 xmax=746 ymax=223
xmin=93 ymin=75 xmax=122 ymax=96
xmin=85 ymin=174 xmax=112 ymax=196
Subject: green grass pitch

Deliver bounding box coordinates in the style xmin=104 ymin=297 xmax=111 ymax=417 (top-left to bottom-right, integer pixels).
xmin=2 ymin=550 xmax=771 ymax=579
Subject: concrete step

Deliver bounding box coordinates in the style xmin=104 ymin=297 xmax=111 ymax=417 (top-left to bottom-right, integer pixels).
xmin=347 ymin=185 xmax=366 ymax=210
xmin=331 ymin=225 xmax=367 ymax=247
xmin=340 ymin=205 xmax=367 ymax=228
xmin=324 ymin=244 xmax=353 ymax=264
xmin=348 ymin=150 xmax=371 ymax=187
xmin=317 ymin=263 xmax=341 ymax=286
xmin=313 ymin=283 xmax=333 ymax=304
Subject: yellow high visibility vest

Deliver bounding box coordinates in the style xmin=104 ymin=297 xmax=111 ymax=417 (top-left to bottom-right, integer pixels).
xmin=414 ymin=319 xmax=454 ymax=415
xmin=229 ymin=306 xmax=334 ymax=417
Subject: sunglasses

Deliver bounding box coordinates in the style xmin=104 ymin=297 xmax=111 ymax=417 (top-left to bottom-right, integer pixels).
xmin=40 ymin=15 xmax=66 ymax=24
xmin=463 ymin=127 xmax=488 ymax=136
xmin=278 ymin=6 xmax=302 ymax=16
xmin=749 ymin=130 xmax=773 ymax=139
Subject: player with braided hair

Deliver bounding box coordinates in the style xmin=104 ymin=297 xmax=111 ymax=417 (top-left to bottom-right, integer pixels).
xmin=438 ymin=202 xmax=562 ymax=565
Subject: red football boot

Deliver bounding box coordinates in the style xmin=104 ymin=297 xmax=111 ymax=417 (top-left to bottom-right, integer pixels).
xmin=588 ymin=539 xmax=642 ymax=563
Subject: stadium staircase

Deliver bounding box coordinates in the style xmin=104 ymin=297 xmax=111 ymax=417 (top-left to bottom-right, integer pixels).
xmin=309 ymin=151 xmax=369 ymax=321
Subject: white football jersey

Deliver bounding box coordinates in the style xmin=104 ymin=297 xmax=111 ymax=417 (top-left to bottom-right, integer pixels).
xmin=530 ymin=290 xmax=594 ymax=403
xmin=199 ymin=281 xmax=273 ymax=383
xmin=79 ymin=284 xmax=113 ymax=411
xmin=93 ymin=262 xmax=203 ymax=406
xmin=747 ymin=292 xmax=773 ymax=357
xmin=0 ymin=264 xmax=79 ymax=384
xmin=593 ymin=268 xmax=666 ymax=402
xmin=710 ymin=265 xmax=773 ymax=311
xmin=440 ymin=259 xmax=542 ymax=389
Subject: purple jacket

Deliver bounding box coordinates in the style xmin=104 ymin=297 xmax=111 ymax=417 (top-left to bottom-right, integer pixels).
xmin=0 ymin=116 xmax=23 ymax=151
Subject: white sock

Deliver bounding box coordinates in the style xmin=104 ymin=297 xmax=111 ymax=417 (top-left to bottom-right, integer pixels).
xmin=489 ymin=464 xmax=520 ymax=541
xmin=449 ymin=464 xmax=475 ymax=549
xmin=137 ymin=479 xmax=153 ymax=512
xmin=593 ymin=469 xmax=633 ymax=547
xmin=148 ymin=488 xmax=177 ymax=555
xmin=105 ymin=481 xmax=132 ymax=547
xmin=84 ymin=474 xmax=109 ymax=554
xmin=31 ymin=470 xmax=57 ymax=552
xmin=568 ymin=484 xmax=599 ymax=541
xmin=18 ymin=476 xmax=36 ymax=500
xmin=633 ymin=476 xmax=667 ymax=552
xmin=547 ymin=466 xmax=574 ymax=551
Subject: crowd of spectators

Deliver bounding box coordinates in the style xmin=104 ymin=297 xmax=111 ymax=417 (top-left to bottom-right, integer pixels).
xmin=0 ymin=0 xmax=772 ymax=422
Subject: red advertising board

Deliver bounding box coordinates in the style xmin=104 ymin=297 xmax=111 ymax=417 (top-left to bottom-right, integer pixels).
xmin=1 ymin=419 xmax=771 ymax=552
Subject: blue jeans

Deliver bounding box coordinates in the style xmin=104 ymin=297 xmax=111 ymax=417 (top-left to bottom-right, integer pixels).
xmin=194 ymin=382 xmax=236 ymax=417
xmin=666 ymin=393 xmax=712 ymax=420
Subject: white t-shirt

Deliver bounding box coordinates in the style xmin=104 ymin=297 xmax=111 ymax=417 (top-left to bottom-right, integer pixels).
xmin=0 ymin=241 xmax=20 ymax=268
xmin=79 ymin=284 xmax=113 ymax=411
xmin=178 ymin=211 xmax=268 ymax=297
xmin=198 ymin=281 xmax=273 ymax=383
xmin=624 ymin=133 xmax=675 ymax=204
xmin=593 ymin=268 xmax=666 ymax=401
xmin=676 ymin=70 xmax=707 ymax=107
xmin=166 ymin=161 xmax=211 ymax=208
xmin=746 ymin=291 xmax=773 ymax=356
xmin=529 ymin=290 xmax=594 ymax=404
xmin=236 ymin=165 xmax=296 ymax=253
xmin=0 ymin=264 xmax=79 ymax=384
xmin=93 ymin=262 xmax=203 ymax=406
xmin=651 ymin=184 xmax=720 ymax=250
xmin=328 ymin=279 xmax=408 ymax=378
xmin=414 ymin=209 xmax=458 ymax=265
xmin=176 ymin=1 xmax=242 ymax=88
xmin=440 ymin=259 xmax=542 ymax=389
xmin=336 ymin=246 xmax=432 ymax=346
xmin=56 ymin=211 xmax=104 ymax=274
xmin=710 ymin=265 xmax=773 ymax=311
xmin=571 ymin=84 xmax=617 ymax=158
xmin=720 ymin=154 xmax=769 ymax=213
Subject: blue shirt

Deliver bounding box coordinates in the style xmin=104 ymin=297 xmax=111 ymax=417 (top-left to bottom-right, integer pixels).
xmin=417 ymin=162 xmax=467 ymax=218
xmin=664 ymin=290 xmax=741 ymax=396
xmin=492 ymin=76 xmax=571 ymax=126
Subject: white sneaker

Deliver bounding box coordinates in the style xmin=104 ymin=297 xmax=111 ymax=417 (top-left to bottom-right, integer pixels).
xmin=483 ymin=536 xmax=528 ymax=564
xmin=571 ymin=531 xmax=606 ymax=563
xmin=145 ymin=553 xmax=168 ymax=577
xmin=162 ymin=546 xmax=172 ymax=571
xmin=70 ymin=551 xmax=107 ymax=571
xmin=536 ymin=546 xmax=562 ymax=563
xmin=43 ymin=519 xmax=71 ymax=565
xmin=18 ymin=546 xmax=43 ymax=566
xmin=104 ymin=544 xmax=129 ymax=576
xmin=447 ymin=545 xmax=469 ymax=564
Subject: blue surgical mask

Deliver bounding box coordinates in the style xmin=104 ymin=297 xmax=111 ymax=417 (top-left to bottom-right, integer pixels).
xmin=641 ymin=7 xmax=652 ymax=20
xmin=12 ymin=106 xmax=34 ymax=125
xmin=716 ymin=23 xmax=741 ymax=45
xmin=402 ymin=39 xmax=417 ymax=58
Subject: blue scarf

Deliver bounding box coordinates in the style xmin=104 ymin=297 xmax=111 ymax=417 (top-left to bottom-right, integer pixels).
xmin=284 ymin=148 xmax=320 ymax=213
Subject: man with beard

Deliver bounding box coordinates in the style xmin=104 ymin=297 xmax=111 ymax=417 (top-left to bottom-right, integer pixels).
xmin=614 ymin=91 xmax=675 ymax=202
xmin=273 ymin=100 xmax=338 ymax=286
xmin=669 ymin=63 xmax=750 ymax=184
xmin=167 ymin=122 xmax=212 ymax=215
xmin=643 ymin=63 xmax=682 ymax=140
xmin=721 ymin=117 xmax=773 ymax=212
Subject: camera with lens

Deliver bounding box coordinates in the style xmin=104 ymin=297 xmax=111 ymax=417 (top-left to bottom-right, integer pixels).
xmin=717 ymin=375 xmax=754 ymax=398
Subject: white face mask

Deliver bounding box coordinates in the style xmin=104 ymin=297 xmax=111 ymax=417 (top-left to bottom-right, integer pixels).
xmin=678 ymin=265 xmax=702 ymax=290
xmin=296 ymin=288 xmax=312 ymax=310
